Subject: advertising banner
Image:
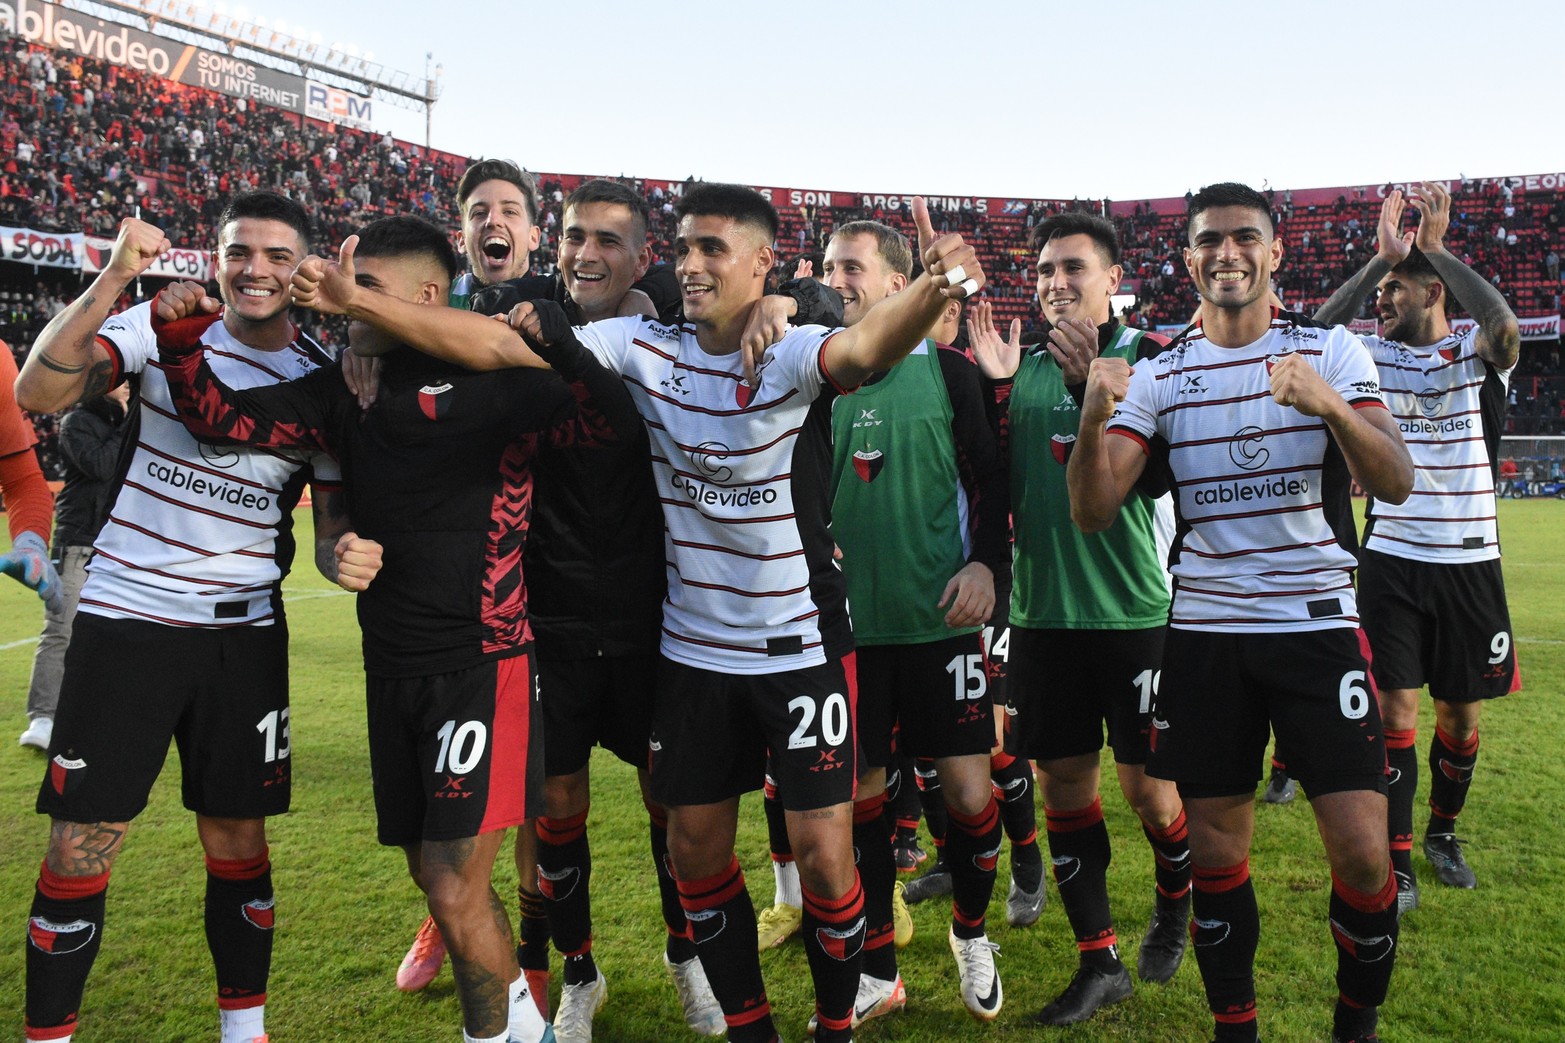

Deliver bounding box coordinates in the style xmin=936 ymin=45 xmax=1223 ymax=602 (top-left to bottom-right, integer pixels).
xmin=1 ymin=225 xmax=84 ymax=269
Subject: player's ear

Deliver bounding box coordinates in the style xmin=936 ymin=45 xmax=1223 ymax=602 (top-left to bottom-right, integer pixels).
xmin=755 ymin=242 xmax=775 ymax=277
xmin=1106 ymin=264 xmax=1124 ymax=297
xmin=634 ymin=242 xmax=652 ymax=281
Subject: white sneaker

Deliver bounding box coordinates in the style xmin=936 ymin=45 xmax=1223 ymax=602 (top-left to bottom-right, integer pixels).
xmin=18 ymin=717 xmax=52 ymax=750
xmin=949 ymin=929 xmax=1002 ymax=1021
xmin=552 ymin=971 xmax=607 ymax=1043
xmin=807 ymin=972 xmax=906 ymax=1033
xmin=664 ymin=954 xmax=725 ymax=1037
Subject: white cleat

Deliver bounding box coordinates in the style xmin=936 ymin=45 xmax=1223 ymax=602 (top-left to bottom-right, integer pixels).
xmin=949 ymin=929 xmax=1003 ymax=1021
xmin=664 ymin=954 xmax=725 ymax=1037
xmin=552 ymin=971 xmax=606 ymax=1043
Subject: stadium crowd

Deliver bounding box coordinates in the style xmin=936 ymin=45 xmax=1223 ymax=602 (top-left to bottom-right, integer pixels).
xmin=4 ymin=36 xmax=1565 ymax=473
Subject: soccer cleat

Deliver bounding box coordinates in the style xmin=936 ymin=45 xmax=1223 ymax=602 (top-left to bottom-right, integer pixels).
xmin=1262 ymin=767 xmax=1296 ymax=805
xmin=396 ymin=915 xmax=446 ymax=992
xmin=901 ymin=862 xmax=953 ymax=905
xmin=18 ymin=716 xmax=52 ymax=750
xmin=756 ymin=901 xmax=803 ymax=950
xmin=552 ymin=971 xmax=607 ymax=1043
xmin=891 ymin=833 xmax=927 ymax=872
xmin=1394 ymin=870 xmax=1420 ymax=920
xmin=948 ymin=929 xmax=1003 ymax=1021
xmin=524 ymin=967 xmax=551 ymax=1019
xmin=1136 ymin=898 xmax=1190 ymax=983
xmin=1005 ymin=873 xmax=1046 ymax=927
xmin=807 ymin=972 xmax=906 ymax=1033
xmin=1031 ymin=961 xmax=1132 ymax=1025
xmin=1424 ymin=833 xmax=1476 ymax=889
xmin=892 ymin=880 xmax=914 ymax=948
xmin=664 ymin=953 xmax=726 ymax=1037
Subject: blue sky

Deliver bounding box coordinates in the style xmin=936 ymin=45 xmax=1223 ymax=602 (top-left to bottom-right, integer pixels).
xmin=213 ymin=0 xmax=1560 ymax=201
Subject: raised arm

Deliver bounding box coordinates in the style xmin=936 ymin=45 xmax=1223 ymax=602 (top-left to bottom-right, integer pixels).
xmin=1314 ymin=190 xmax=1413 ymax=327
xmin=823 ymin=197 xmax=984 ymax=388
xmin=17 ymin=218 xmax=168 ymax=412
xmin=290 ymin=236 xmax=547 ymax=371
xmin=1408 ymin=181 xmax=1521 ymax=370
xmin=1066 ymin=356 xmax=1149 ymax=532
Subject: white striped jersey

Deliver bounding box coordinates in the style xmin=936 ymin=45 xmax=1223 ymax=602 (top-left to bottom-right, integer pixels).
xmin=1109 ymin=312 xmax=1386 ymax=633
xmin=575 ymin=317 xmax=852 ymax=675
xmin=1359 ymin=327 xmax=1510 ymax=563
xmin=82 ymin=301 xmax=341 ymax=627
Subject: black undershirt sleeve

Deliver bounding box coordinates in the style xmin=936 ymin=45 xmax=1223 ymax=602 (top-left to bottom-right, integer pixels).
xmin=938 ymin=345 xmax=1009 ymax=573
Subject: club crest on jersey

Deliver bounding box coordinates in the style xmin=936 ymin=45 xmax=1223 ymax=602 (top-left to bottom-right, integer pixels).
xmin=49 ymin=754 xmax=85 ymax=797
xmin=242 ymin=898 xmax=275 ymax=930
xmin=1050 ymin=433 xmax=1076 ymax=466
xmin=853 ymin=448 xmax=884 ymax=483
xmin=1263 ymin=353 xmax=1287 ymax=374
xmin=735 ymin=379 xmax=755 ymax=409
xmin=418 ymin=382 xmax=455 ymax=421
xmin=1228 ymin=426 xmax=1270 ymax=471
xmin=28 ymin=916 xmax=96 ymax=954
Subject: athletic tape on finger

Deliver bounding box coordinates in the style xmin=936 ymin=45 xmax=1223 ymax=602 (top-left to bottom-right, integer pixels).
xmin=956 ymin=278 xmax=979 ymax=298
xmin=942 ymin=263 xmax=968 ymax=287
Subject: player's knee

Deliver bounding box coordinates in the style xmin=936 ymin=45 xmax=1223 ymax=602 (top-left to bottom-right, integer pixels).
xmin=543 ymin=769 xmax=591 ymax=818
xmin=47 ymin=818 xmax=130 ymax=875
xmin=195 ymin=815 xmax=267 ymax=863
xmin=1124 ymin=775 xmax=1181 ymax=827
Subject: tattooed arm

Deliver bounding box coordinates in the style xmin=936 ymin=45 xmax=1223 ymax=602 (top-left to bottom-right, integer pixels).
xmin=1406 ymin=181 xmax=1521 ymax=371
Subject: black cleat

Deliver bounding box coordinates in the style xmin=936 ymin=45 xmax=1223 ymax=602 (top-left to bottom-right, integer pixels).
xmin=901 ymin=862 xmax=953 ymax=905
xmin=1031 ymin=962 xmax=1132 ymax=1026
xmin=1394 ymin=869 xmax=1420 ymax=920
xmin=891 ymin=833 xmax=927 ymax=873
xmin=1136 ymin=898 xmax=1190 ymax=983
xmin=1423 ymin=833 xmax=1477 ymax=889
xmin=1262 ymin=767 xmax=1296 ymax=804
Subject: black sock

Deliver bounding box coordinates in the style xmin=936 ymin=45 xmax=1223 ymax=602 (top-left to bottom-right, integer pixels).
xmin=677 ymin=857 xmax=773 ymax=1043
xmin=205 ymin=851 xmax=274 ymax=1014
xmin=990 ymin=752 xmax=1042 ymax=890
xmin=1046 ymin=798 xmax=1118 ymax=970
xmin=26 ymin=861 xmax=109 ymax=1036
xmin=1141 ymin=808 xmax=1193 ymax=911
xmin=1191 ymin=860 xmax=1260 ymax=1042
xmin=646 ymin=801 xmax=696 ymax=964
xmin=516 ymin=886 xmax=550 ymax=972
xmin=1427 ymin=726 xmax=1478 ymax=836
xmin=536 ymin=812 xmax=595 ymax=985
xmin=853 ymin=794 xmax=896 ymax=981
xmin=945 ymin=798 xmax=1002 ymax=940
xmin=913 ymin=759 xmax=948 ymax=859
xmin=763 ymin=769 xmax=793 ymax=861
xmin=1330 ymin=869 xmax=1397 ymax=1039
xmin=1385 ymin=729 xmax=1417 ymax=879
xmin=888 ymin=753 xmax=923 ymax=840
xmin=801 ymin=877 xmax=866 ymax=1043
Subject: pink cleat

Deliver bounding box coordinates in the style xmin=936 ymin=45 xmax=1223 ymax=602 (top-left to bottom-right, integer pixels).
xmin=396 ymin=915 xmax=447 ymax=992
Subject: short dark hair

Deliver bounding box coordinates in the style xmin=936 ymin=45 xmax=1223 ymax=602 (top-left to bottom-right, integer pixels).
xmin=354 ymin=215 xmax=460 ymax=281
xmin=565 ymin=179 xmax=650 ymax=243
xmin=457 ymin=159 xmax=539 ymax=223
xmin=218 ymin=191 xmax=311 ymax=248
xmin=830 ymin=220 xmax=912 ymax=278
xmin=1186 ymin=182 xmax=1274 ymax=241
xmin=1391 ymin=246 xmax=1459 ymax=315
xmin=1028 ymin=211 xmax=1121 ymax=266
xmin=675 ymin=182 xmax=778 ymax=242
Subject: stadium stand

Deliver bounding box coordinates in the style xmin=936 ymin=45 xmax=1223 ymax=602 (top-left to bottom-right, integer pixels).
xmin=3 ymin=35 xmax=1563 ymax=482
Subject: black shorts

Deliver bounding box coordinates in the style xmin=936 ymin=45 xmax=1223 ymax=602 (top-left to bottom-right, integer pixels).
xmin=857 ymin=633 xmax=994 ymax=766
xmin=367 ymin=653 xmax=542 ymax=847
xmin=1004 ymin=626 xmax=1165 ymax=765
xmin=1147 ymin=628 xmax=1387 ymax=800
xmin=650 ymin=655 xmax=857 ymax=812
xmin=541 ymin=653 xmax=657 ymax=777
xmin=1357 ymin=548 xmax=1517 ymax=703
xmin=38 ymin=613 xmax=291 ymax=823
xmin=985 ymin=571 xmax=1013 ymax=707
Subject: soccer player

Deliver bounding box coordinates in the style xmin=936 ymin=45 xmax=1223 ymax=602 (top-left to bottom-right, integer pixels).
xmin=1315 ymin=182 xmax=1521 ymax=906
xmin=377 ymin=183 xmax=984 ymax=1043
xmin=968 ymin=210 xmax=1193 ymax=1025
xmin=363 ymin=177 xmax=835 ymax=1041
xmin=14 ymin=195 xmax=348 ymax=1043
xmin=1 ymin=341 xmax=62 ymax=641
xmin=1067 ymin=182 xmax=1413 ymax=1043
xmin=157 ymin=214 xmax=643 ymax=1043
xmin=819 ymin=220 xmax=1010 ymax=1026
